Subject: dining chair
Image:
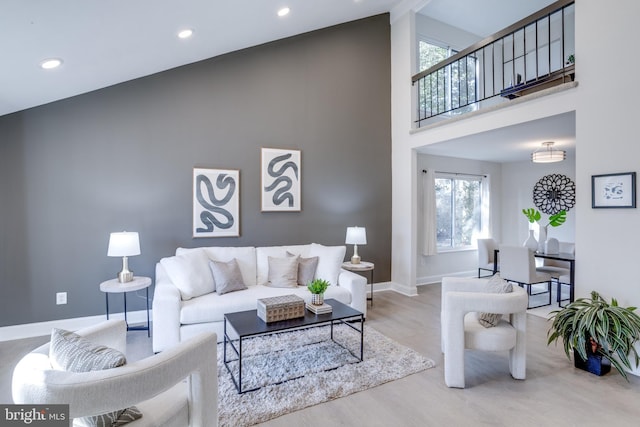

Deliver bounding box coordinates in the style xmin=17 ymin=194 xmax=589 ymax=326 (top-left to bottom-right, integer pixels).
xmin=557 ymin=273 xmax=573 ymax=308
xmin=498 ymin=245 xmax=552 ymax=308
xmin=477 ymin=238 xmax=499 ymax=278
xmin=536 ymin=241 xmax=575 ymax=281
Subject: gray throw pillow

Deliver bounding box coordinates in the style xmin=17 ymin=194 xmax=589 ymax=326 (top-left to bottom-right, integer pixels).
xmin=209 ymin=259 xmax=248 ymax=295
xmin=286 ymin=251 xmax=319 ymax=286
xmin=477 ymin=274 xmax=513 ymax=328
xmin=49 ymin=328 xmax=142 ymax=426
xmin=267 ymin=255 xmax=299 ymax=288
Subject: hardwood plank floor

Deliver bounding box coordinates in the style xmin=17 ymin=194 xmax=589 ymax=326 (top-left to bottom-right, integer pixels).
xmin=2 ymin=285 xmax=638 ymax=425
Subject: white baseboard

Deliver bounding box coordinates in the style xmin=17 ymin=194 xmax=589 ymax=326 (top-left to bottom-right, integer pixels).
xmin=417 ymin=270 xmax=476 ymax=286
xmin=0 ymin=310 xmax=151 ymax=342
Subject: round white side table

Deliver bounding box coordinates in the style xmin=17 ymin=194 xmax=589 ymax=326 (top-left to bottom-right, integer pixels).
xmin=100 ymin=276 xmax=152 ymax=337
xmin=341 ymin=261 xmax=375 ymax=307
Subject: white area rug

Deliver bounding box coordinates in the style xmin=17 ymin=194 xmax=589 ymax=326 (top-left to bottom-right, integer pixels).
xmin=217 ymin=323 xmax=435 ymax=427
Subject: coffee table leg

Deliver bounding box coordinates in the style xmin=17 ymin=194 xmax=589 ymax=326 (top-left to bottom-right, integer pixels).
xmin=360 ymin=314 xmax=364 ymax=361
xmin=238 ymin=337 xmax=243 ymax=393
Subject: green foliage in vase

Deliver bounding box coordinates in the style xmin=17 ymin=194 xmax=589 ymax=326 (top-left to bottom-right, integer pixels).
xmin=547 ymin=291 xmax=640 ymax=380
xmin=522 ymin=208 xmax=566 ymax=227
xmin=307 ymin=278 xmax=330 ymax=295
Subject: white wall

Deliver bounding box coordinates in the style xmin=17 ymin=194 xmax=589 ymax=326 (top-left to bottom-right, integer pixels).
xmin=392 ymin=0 xmax=640 ymax=374
xmin=415 ymin=13 xmax=481 ymax=53
xmin=390 ymin=7 xmax=577 ymax=296
xmin=501 ymin=154 xmax=576 ymax=246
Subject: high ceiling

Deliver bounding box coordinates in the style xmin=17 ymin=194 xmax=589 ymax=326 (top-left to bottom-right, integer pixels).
xmin=0 ymin=0 xmax=401 ymax=117
xmin=2 ymin=0 xmax=573 ymax=163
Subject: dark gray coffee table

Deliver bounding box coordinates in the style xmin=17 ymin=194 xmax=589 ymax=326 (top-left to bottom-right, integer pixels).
xmin=223 ymin=298 xmax=364 ymax=393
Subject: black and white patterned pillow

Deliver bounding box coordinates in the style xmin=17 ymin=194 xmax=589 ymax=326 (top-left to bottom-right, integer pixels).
xmin=476 ymin=274 xmax=513 ymax=328
xmin=49 ymin=328 xmax=142 ymax=426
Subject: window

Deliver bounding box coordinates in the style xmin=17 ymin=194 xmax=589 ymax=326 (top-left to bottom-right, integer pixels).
xmin=417 ymin=39 xmax=478 ymax=118
xmin=435 ymin=174 xmax=484 ymax=250
xmin=418 ymin=40 xmax=453 ymax=72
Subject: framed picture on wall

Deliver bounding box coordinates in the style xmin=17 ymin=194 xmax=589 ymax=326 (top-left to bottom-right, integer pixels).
xmin=591 ymin=172 xmax=636 ymax=209
xmin=261 ymin=148 xmax=301 ymax=212
xmin=193 ymin=168 xmax=240 ymax=237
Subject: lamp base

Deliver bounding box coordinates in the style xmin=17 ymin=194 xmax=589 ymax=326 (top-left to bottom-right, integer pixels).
xmin=117 ymin=270 xmax=134 ymax=283
xmin=351 ymin=254 xmax=361 ymax=264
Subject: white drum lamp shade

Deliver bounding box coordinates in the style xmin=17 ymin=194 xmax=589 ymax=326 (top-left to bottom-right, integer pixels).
xmin=108 ymin=231 xmax=140 ymax=283
xmin=345 ymin=226 xmax=367 ymax=264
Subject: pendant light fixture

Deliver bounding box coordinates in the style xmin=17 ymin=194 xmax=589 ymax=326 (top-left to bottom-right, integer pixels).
xmin=531 ymin=141 xmax=566 ymax=163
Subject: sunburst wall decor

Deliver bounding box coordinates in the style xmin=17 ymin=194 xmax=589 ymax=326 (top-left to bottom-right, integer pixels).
xmin=533 ymin=174 xmax=576 ymax=214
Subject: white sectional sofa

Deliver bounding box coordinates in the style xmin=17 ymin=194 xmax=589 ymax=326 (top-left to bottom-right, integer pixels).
xmin=152 ymin=243 xmax=368 ymax=353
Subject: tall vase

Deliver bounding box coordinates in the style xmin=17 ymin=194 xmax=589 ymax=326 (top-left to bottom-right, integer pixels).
xmin=523 ymin=229 xmax=538 ymax=252
xmin=538 ymin=225 xmax=548 ymax=253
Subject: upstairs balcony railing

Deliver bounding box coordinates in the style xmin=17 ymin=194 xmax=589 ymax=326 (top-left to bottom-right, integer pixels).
xmin=412 ymin=0 xmax=575 ymax=128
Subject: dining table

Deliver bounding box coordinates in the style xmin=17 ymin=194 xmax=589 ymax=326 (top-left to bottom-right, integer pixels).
xmin=493 ymin=249 xmax=575 ymax=307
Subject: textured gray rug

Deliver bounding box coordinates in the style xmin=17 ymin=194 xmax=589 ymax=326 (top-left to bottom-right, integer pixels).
xmin=217 ymin=323 xmax=435 ymax=427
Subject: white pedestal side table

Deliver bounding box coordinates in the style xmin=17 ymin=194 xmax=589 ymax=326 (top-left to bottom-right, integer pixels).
xmin=342 ymin=261 xmax=375 ymax=307
xmin=100 ymin=276 xmax=152 ymax=337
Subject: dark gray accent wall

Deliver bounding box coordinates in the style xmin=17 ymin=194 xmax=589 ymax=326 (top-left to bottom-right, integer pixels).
xmin=0 ymin=15 xmax=391 ymax=327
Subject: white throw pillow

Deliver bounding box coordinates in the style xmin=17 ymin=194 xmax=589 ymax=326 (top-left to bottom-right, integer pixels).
xmin=160 ymin=250 xmax=214 ymax=300
xmin=308 ymin=243 xmax=346 ymax=286
xmin=267 ymin=256 xmax=300 ymax=288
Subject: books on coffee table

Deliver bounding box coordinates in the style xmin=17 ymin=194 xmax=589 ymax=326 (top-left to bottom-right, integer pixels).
xmin=306 ymin=302 xmax=333 ymax=314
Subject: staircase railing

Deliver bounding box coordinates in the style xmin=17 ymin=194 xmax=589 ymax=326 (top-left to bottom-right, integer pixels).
xmin=412 ymin=0 xmax=575 ymax=128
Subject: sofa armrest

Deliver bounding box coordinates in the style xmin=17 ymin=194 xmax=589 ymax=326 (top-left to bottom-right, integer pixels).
xmin=338 ymin=269 xmax=367 ymax=317
xmin=152 ymin=263 xmax=182 ymax=353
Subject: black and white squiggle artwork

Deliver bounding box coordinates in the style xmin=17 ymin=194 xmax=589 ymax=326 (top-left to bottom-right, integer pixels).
xmin=193 ymin=168 xmax=240 ymax=237
xmin=261 ymin=148 xmax=301 ymax=211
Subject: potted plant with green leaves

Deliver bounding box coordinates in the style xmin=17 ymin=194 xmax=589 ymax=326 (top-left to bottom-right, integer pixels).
xmin=522 ymin=208 xmax=566 ymax=252
xmin=307 ymin=278 xmax=330 ymax=306
xmin=547 ymin=291 xmax=640 ymax=380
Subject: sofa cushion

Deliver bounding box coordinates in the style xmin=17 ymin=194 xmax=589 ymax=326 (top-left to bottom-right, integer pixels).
xmin=308 ymin=243 xmax=346 ymax=286
xmin=209 ymin=259 xmax=248 ymax=295
xmin=267 ymin=256 xmax=299 ymax=288
xmin=256 ymin=245 xmax=311 ymax=285
xmin=179 ymin=284 xmax=352 ymax=325
xmin=177 ymin=246 xmax=257 ymax=287
xmin=49 ymin=328 xmax=142 ymax=426
xmin=160 ymin=250 xmax=214 ymax=300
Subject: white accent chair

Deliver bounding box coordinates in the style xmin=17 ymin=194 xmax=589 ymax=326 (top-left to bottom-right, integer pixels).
xmin=499 ymin=245 xmax=552 ymax=308
xmin=441 ymin=276 xmax=528 ymax=388
xmin=477 ymin=238 xmax=499 ymax=278
xmin=12 ymin=320 xmax=217 ymax=427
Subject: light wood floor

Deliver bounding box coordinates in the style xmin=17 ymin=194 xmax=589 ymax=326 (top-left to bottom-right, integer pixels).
xmin=2 ymin=285 xmax=639 ymax=426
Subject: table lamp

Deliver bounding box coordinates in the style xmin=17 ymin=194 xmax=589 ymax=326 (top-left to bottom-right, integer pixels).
xmin=107 ymin=231 xmax=140 ymax=283
xmin=345 ymin=226 xmax=367 ymax=264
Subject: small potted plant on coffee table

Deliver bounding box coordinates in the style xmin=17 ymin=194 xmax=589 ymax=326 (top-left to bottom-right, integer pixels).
xmin=547 ymin=291 xmax=640 ymax=380
xmin=307 ymin=278 xmax=330 ymax=306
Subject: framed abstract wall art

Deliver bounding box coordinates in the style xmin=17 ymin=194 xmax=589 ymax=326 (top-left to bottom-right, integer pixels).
xmin=193 ymin=168 xmax=240 ymax=237
xmin=591 ymin=172 xmax=636 ymax=209
xmin=261 ymin=148 xmax=301 ymax=212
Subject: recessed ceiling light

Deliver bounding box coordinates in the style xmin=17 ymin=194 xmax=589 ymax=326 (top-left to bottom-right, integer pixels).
xmin=40 ymin=58 xmax=62 ymax=70
xmin=277 ymin=7 xmax=290 ymax=17
xmin=178 ymin=29 xmax=193 ymax=39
